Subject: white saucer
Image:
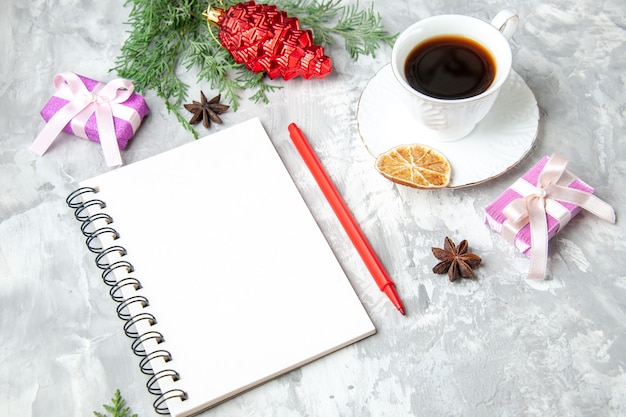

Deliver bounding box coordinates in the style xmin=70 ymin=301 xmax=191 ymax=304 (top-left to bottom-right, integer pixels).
xmin=356 ymin=64 xmax=539 ymax=188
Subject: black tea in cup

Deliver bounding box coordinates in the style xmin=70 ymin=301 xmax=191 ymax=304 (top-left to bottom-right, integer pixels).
xmin=404 ymin=36 xmax=496 ymax=100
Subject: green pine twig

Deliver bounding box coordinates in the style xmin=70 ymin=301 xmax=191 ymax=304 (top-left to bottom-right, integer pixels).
xmin=274 ymin=0 xmax=396 ymax=59
xmin=112 ymin=0 xmax=396 ymax=137
xmin=334 ymin=2 xmax=397 ymax=59
xmin=94 ymin=390 xmax=138 ymax=417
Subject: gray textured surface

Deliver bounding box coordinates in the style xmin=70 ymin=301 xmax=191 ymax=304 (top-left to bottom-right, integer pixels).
xmin=1 ymin=1 xmax=625 ymax=416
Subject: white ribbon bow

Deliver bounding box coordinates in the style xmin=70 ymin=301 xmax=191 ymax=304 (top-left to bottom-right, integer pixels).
xmin=501 ymin=154 xmax=615 ymax=280
xmin=30 ymin=72 xmax=135 ymax=167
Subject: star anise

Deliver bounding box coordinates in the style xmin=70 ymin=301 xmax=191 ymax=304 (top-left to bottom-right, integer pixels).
xmin=432 ymin=237 xmax=481 ymax=282
xmin=184 ymin=91 xmax=229 ymax=128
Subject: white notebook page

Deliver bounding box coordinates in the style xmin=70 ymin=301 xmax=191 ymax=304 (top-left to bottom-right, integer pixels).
xmin=80 ymin=118 xmax=376 ymax=417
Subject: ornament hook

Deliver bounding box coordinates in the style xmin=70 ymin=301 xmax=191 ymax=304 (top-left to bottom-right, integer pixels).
xmin=202 ymin=2 xmax=224 ymax=45
xmin=203 ymin=3 xmax=223 ymax=26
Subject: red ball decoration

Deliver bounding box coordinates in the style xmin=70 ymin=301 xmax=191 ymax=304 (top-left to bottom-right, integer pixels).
xmin=205 ymin=1 xmax=332 ymax=80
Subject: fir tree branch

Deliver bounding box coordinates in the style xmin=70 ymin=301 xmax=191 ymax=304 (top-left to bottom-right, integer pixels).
xmin=93 ymin=389 xmax=138 ymax=417
xmin=333 ymin=2 xmax=397 ymax=59
xmin=236 ymin=70 xmax=284 ymax=105
xmin=112 ymin=0 xmax=396 ymax=137
xmin=271 ymin=0 xmax=397 ymax=58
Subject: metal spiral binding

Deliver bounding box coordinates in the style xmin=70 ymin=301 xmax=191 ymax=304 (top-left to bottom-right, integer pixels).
xmin=139 ymin=350 xmax=172 ymax=375
xmin=86 ymin=227 xmax=119 ymax=253
xmin=131 ymin=331 xmax=165 ymax=356
xmin=147 ymin=370 xmax=181 ymax=395
xmin=95 ymin=246 xmax=128 ymax=268
xmin=101 ymin=260 xmax=134 ymax=286
xmin=80 ymin=212 xmax=112 ymax=236
xmin=123 ymin=312 xmax=157 ymax=338
xmin=116 ymin=295 xmax=150 ymax=320
xmin=154 ymin=390 xmax=189 ymax=415
xmin=65 ymin=187 xmax=189 ymax=415
xmin=109 ymin=277 xmax=142 ymax=302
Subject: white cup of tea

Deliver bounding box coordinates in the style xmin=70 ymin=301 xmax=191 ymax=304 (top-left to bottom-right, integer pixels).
xmin=391 ymin=10 xmax=519 ymax=142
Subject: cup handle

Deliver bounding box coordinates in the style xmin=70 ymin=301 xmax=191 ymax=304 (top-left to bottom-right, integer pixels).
xmin=491 ymin=9 xmax=519 ymax=40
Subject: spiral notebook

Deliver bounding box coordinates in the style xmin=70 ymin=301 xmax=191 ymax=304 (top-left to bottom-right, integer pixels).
xmin=67 ymin=118 xmax=376 ymax=417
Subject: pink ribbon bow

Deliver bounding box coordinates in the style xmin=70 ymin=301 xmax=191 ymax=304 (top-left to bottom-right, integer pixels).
xmin=502 ymin=154 xmax=615 ymax=280
xmin=30 ymin=72 xmax=135 ymax=167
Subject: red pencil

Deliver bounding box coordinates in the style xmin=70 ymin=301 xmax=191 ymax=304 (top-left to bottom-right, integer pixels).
xmin=288 ymin=123 xmax=405 ymax=316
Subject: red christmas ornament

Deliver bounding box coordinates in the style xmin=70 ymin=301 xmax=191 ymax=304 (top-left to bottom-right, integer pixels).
xmin=204 ymin=1 xmax=332 ymax=80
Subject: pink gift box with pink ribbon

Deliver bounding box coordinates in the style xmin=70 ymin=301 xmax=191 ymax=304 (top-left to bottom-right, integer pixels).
xmin=485 ymin=155 xmax=594 ymax=256
xmin=39 ymin=73 xmax=149 ymax=149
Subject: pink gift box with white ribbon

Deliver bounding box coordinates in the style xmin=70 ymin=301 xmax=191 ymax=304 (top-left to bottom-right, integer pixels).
xmin=485 ymin=154 xmax=615 ymax=279
xmin=30 ymin=72 xmax=149 ymax=167
xmin=485 ymin=155 xmax=592 ymax=255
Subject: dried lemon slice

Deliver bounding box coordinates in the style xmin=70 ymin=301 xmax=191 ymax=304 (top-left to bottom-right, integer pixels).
xmin=375 ymin=144 xmax=451 ymax=188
